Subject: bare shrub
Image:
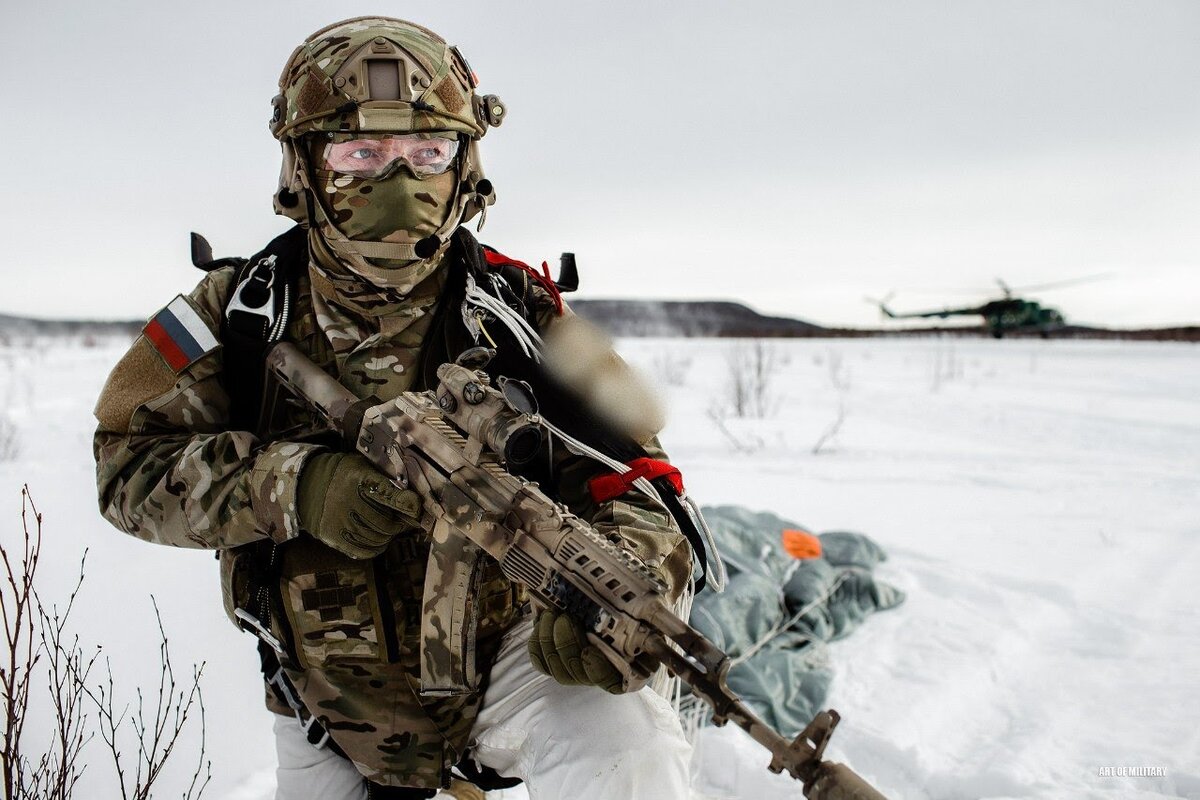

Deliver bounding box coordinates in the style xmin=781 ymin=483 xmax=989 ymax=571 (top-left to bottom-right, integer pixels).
xmin=0 ymin=414 xmax=19 ymax=463
xmin=704 ymin=407 xmax=765 ymax=454
xmin=650 ymin=350 xmax=692 ymax=388
xmin=721 ymin=341 xmax=780 ymax=419
xmin=825 ymin=348 xmax=849 ymax=392
xmin=705 ymin=341 xmax=783 ymax=453
xmin=810 ymin=402 xmax=847 ymax=455
xmin=0 ymin=348 xmax=26 ymax=460
xmin=85 ymin=600 xmax=211 ymax=800
xmin=928 ymin=340 xmax=962 ymax=392
xmin=2 ymin=488 xmax=50 ymax=797
xmin=1 ymin=487 xmax=210 ymax=800
xmin=2 ymin=487 xmax=93 ymax=799
xmin=811 ymin=347 xmax=850 ymax=455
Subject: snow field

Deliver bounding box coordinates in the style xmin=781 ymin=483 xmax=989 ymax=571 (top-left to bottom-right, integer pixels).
xmin=624 ymin=337 xmax=1200 ymax=800
xmin=0 ymin=336 xmax=1196 ymax=799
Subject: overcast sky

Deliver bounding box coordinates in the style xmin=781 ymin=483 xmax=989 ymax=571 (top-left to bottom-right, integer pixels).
xmin=2 ymin=0 xmax=1198 ymax=328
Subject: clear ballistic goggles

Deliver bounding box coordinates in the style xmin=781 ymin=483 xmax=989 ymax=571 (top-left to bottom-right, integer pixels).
xmin=318 ymin=133 xmax=460 ymax=179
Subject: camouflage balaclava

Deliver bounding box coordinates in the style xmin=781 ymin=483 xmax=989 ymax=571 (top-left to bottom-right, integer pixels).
xmin=270 ymin=17 xmax=505 ymax=312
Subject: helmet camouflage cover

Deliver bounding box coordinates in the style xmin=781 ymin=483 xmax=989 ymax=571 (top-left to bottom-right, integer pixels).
xmin=270 ymin=17 xmax=504 ymax=238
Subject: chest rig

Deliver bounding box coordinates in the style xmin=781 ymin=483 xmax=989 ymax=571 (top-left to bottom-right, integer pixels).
xmin=192 ymin=224 xmax=711 ymax=792
xmin=194 ymin=224 xmax=568 ymax=794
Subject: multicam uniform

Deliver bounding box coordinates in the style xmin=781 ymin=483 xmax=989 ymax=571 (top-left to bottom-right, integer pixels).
xmin=93 ymin=233 xmax=693 ymax=791
xmin=95 ymin=15 xmax=696 ymax=796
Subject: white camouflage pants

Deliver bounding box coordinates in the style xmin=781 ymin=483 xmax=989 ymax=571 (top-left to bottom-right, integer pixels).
xmin=275 ymin=616 xmax=693 ymax=800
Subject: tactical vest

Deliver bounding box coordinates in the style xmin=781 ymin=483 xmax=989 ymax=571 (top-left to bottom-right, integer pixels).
xmin=200 ymin=224 xmax=708 ymax=793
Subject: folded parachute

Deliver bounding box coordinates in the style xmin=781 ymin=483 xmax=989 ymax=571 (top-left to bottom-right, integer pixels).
xmin=685 ymin=505 xmax=905 ymax=737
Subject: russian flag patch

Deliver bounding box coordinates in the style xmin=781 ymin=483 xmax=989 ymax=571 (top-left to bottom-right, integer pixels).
xmin=144 ymin=296 xmax=219 ymax=372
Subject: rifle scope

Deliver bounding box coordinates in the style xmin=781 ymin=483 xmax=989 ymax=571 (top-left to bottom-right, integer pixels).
xmin=435 ymin=363 xmax=543 ymax=466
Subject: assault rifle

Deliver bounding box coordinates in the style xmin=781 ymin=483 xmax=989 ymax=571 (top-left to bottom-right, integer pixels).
xmin=266 ymin=341 xmax=887 ymax=800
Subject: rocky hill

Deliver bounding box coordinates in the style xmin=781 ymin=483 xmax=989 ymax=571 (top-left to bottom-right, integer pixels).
xmin=568 ymin=299 xmax=826 ymax=337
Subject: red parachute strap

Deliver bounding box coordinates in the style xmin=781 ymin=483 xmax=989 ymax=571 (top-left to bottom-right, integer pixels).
xmin=482 ymin=248 xmax=564 ymax=316
xmin=588 ymin=457 xmax=684 ymax=505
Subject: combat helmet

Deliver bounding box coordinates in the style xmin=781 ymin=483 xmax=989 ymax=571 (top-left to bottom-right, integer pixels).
xmin=270 ymin=17 xmax=504 ymax=273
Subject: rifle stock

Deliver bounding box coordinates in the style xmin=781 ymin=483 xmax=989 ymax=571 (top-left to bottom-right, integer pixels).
xmin=265 ymin=341 xmax=888 ymax=799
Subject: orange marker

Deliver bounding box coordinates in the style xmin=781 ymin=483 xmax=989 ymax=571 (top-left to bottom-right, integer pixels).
xmin=782 ymin=528 xmax=822 ymax=560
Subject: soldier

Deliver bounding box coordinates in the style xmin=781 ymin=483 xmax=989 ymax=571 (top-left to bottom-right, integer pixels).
xmin=93 ymin=16 xmax=695 ymax=800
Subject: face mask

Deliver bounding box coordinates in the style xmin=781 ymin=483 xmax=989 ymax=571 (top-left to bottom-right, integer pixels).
xmin=309 ymin=136 xmax=458 ymax=250
xmin=304 ymin=134 xmax=464 ymax=301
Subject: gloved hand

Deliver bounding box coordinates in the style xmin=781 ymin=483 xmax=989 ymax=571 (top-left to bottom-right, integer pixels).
xmin=528 ymin=609 xmax=624 ymax=694
xmin=297 ymin=452 xmax=422 ymax=559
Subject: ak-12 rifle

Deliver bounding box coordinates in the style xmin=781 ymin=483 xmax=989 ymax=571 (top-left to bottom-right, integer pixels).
xmin=265 ymin=342 xmax=887 ymax=800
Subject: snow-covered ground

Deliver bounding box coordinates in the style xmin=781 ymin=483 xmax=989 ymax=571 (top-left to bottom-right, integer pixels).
xmin=2 ymin=336 xmax=1196 ymax=799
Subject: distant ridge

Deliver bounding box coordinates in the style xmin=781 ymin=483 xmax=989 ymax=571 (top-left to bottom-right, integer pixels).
xmin=0 ymin=305 xmax=1195 ymax=341
xmin=0 ymin=312 xmax=140 ymax=337
xmin=568 ymin=300 xmax=1199 ymax=341
xmin=569 ymin=300 xmax=825 ymax=337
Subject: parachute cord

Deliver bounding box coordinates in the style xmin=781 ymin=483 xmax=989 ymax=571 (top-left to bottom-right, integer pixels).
xmin=652 ymin=578 xmax=695 ymax=704
xmin=729 ymin=571 xmax=853 ymax=667
xmin=539 ymin=420 xmax=727 ymax=594
xmin=682 ymin=495 xmax=727 ymax=594
xmin=537 ymin=417 xmax=667 ymax=512
xmin=463 ymin=273 xmax=544 ymax=360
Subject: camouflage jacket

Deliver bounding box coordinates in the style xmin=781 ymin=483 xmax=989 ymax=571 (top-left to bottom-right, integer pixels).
xmin=93 ymin=229 xmax=692 ymax=790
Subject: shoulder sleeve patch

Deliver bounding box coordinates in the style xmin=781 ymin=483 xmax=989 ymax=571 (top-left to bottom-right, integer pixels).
xmin=94 ymin=335 xmax=178 ymax=432
xmin=143 ymin=295 xmax=220 ymax=372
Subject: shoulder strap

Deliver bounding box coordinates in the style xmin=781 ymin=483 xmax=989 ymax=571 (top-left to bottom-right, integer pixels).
xmin=220 ymin=225 xmax=308 ymax=432
xmin=212 ymin=226 xmax=335 ymax=754
xmin=190 ymin=231 xmax=248 ymax=273
xmin=414 ymin=226 xmax=526 ymax=390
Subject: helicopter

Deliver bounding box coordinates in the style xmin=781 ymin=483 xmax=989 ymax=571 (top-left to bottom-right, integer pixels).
xmin=873 ymin=277 xmax=1104 ymax=339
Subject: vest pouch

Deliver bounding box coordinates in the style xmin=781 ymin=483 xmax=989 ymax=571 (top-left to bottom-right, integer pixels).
xmin=219 ymin=545 xmax=255 ymax=629
xmin=277 ymin=536 xmax=388 ymax=670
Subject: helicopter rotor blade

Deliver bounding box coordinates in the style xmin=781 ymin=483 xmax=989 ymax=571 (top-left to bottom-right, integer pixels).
xmin=864 ymin=292 xmax=897 ymax=318
xmin=900 ymin=272 xmax=1113 ymax=297
xmin=1005 ymin=273 xmax=1113 ymax=294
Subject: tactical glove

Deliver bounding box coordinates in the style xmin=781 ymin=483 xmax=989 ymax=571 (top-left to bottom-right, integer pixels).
xmin=297 ymin=452 xmax=422 ymax=559
xmin=528 ymin=609 xmax=624 ymax=694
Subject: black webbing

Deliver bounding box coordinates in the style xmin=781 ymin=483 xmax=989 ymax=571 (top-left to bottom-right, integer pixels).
xmin=220 ymin=225 xmax=308 ymax=432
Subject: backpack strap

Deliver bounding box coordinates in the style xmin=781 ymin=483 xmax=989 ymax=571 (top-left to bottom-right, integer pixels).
xmin=217 ymin=225 xmax=308 ymax=432
xmin=195 ymin=225 xmax=337 ymax=755
xmin=190 ymin=231 xmax=248 ymax=273
xmin=480 ymin=247 xmax=565 ymax=316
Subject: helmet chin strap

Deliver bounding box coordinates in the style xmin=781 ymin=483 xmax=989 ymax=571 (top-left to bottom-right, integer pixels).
xmin=294 ymin=147 xmax=474 ymax=288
